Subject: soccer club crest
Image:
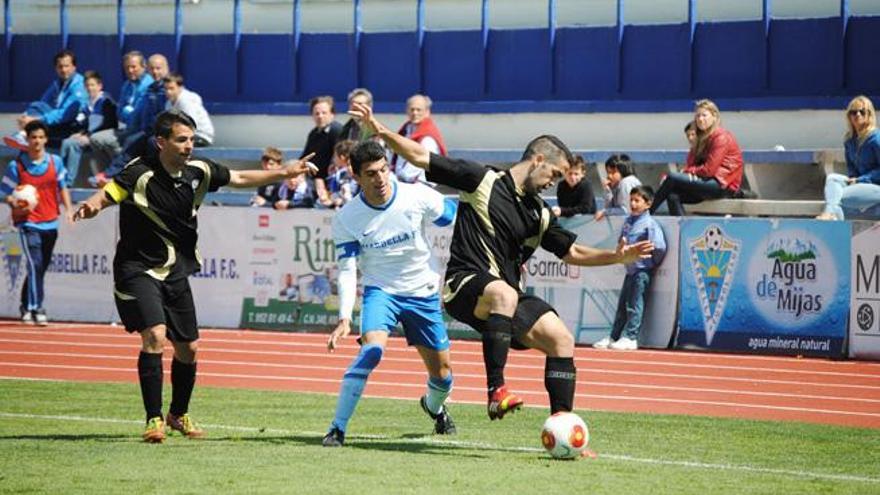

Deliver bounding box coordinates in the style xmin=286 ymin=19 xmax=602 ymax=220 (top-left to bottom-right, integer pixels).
xmin=689 ymin=225 xmax=740 ymax=345
xmin=0 ymin=231 xmax=24 ymax=294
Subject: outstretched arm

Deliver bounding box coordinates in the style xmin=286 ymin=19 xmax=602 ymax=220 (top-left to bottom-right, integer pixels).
xmin=74 ymin=188 xmax=116 ymax=221
xmin=562 ymin=238 xmax=653 ymax=267
xmin=349 ymin=102 xmax=430 ymax=170
xmin=228 ymin=153 xmax=316 ymax=188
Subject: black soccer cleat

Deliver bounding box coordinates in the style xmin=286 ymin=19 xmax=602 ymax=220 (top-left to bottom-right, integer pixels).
xmin=420 ymin=395 xmax=457 ymax=435
xmin=322 ymin=426 xmax=345 ymax=447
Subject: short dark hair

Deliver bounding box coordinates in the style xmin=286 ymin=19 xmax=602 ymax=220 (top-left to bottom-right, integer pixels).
xmin=164 ymin=72 xmax=184 ymax=86
xmin=570 ymin=155 xmax=586 ymax=172
xmin=605 ymin=153 xmax=634 ymax=177
xmin=54 ymin=49 xmax=76 ymax=66
xmin=334 ymin=139 xmax=357 ymax=159
xmin=154 ymin=109 xmax=197 ymax=139
xmin=684 ymin=121 xmax=696 ymax=133
xmin=310 ymin=95 xmax=335 ymax=114
xmin=521 ymin=134 xmax=574 ymax=168
xmin=24 ymin=120 xmax=50 ymax=137
xmin=83 ymin=70 xmax=102 ymax=84
xmin=349 ymin=141 xmax=386 ymax=174
xmin=630 ymin=184 xmax=654 ymax=204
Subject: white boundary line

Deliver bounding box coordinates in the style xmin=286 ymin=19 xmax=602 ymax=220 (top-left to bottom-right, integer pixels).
xmin=0 ymin=411 xmax=876 ymax=484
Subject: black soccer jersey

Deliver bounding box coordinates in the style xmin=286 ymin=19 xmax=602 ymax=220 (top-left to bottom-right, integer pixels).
xmin=104 ymin=154 xmax=231 ymax=282
xmin=426 ymin=153 xmax=577 ymax=289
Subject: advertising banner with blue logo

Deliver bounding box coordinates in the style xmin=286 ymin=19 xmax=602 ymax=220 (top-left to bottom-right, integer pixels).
xmin=677 ymin=219 xmax=849 ymax=357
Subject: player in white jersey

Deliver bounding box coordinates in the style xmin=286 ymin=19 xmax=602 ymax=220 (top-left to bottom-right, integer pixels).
xmin=322 ymin=141 xmax=457 ymax=447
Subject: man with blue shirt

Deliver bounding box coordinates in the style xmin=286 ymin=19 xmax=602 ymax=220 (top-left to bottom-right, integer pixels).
xmin=88 ymin=51 xmax=153 ymax=182
xmin=4 ymin=50 xmax=87 ymax=150
xmin=322 ymin=141 xmax=457 ymax=447
xmin=1 ymin=121 xmax=74 ymax=325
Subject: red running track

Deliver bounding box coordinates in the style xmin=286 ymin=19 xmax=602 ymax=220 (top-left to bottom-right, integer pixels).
xmin=1 ymin=321 xmax=879 ymax=429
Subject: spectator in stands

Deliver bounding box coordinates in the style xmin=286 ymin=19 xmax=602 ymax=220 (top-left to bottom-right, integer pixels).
xmin=275 ymin=174 xmax=316 ymax=209
xmin=59 ymin=70 xmax=118 ymax=187
xmin=390 ymin=94 xmax=447 ymax=184
xmin=650 ymin=99 xmax=743 ymax=216
xmin=594 ymin=154 xmax=641 ymax=221
xmin=593 ymin=185 xmax=666 ymax=351
xmin=552 ymin=155 xmax=595 ymax=217
xmin=4 ymin=50 xmax=87 ymax=151
xmin=300 ymin=96 xmax=342 ymax=208
xmin=340 ymin=88 xmax=376 ymax=142
xmin=163 ymin=73 xmax=214 ymax=147
xmin=684 ymin=121 xmax=697 ymax=150
xmin=816 ymin=95 xmax=880 ymax=220
xmin=88 ymin=51 xmax=153 ymax=177
xmin=251 ymin=147 xmax=285 ymax=207
xmin=326 ymin=139 xmax=359 ymax=208
xmin=91 ymin=53 xmax=169 ymax=187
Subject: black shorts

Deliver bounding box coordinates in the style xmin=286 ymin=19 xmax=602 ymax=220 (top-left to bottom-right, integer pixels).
xmin=114 ymin=274 xmax=199 ymax=342
xmin=442 ymin=271 xmax=556 ymax=350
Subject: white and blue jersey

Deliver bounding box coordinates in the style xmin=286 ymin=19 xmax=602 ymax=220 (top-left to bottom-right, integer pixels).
xmin=333 ymin=181 xmax=455 ymax=297
xmin=333 ymin=181 xmax=456 ymax=349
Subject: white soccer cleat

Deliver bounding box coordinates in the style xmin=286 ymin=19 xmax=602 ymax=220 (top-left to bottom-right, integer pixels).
xmin=592 ymin=337 xmax=612 ymax=349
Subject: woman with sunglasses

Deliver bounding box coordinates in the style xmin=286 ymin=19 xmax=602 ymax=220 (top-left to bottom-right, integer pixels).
xmin=817 ymin=95 xmax=880 ymax=220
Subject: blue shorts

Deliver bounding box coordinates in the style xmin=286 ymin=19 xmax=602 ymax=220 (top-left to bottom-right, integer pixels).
xmin=360 ymin=286 xmax=450 ymax=351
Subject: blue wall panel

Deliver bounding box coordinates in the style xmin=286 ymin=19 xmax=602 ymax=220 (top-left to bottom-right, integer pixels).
xmin=621 ymin=24 xmax=690 ymax=99
xmin=693 ymin=21 xmax=765 ymax=98
xmin=423 ymin=30 xmax=484 ymax=101
xmin=179 ymin=35 xmax=237 ymax=101
xmin=68 ymin=35 xmax=122 ymax=98
xmin=123 ymin=35 xmax=176 ymax=71
xmin=845 ymin=16 xmax=880 ymax=95
xmin=239 ymin=35 xmax=294 ymax=101
xmin=297 ymin=33 xmax=356 ymax=100
xmin=487 ymin=29 xmax=551 ymax=100
xmin=9 ymin=35 xmax=61 ymax=101
xmin=0 ymin=44 xmax=9 ymax=99
xmin=769 ymin=18 xmax=841 ymax=95
xmin=554 ymin=26 xmax=618 ymax=100
xmin=359 ymin=32 xmax=420 ymax=101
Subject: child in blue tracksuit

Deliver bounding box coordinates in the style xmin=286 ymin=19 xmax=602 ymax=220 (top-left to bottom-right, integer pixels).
xmin=594 ymin=185 xmax=667 ymax=350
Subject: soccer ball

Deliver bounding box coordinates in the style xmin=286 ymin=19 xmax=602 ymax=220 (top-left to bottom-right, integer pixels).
xmin=540 ymin=412 xmax=589 ymax=459
xmin=11 ymin=184 xmax=39 ymax=210
xmin=704 ymin=226 xmax=723 ymax=251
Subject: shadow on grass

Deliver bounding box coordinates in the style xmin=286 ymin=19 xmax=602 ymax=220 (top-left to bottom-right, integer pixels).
xmin=0 ymin=433 xmax=131 ymax=442
xmin=210 ymin=433 xmax=489 ymax=458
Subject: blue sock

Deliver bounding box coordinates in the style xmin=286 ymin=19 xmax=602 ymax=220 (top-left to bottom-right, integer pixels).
xmin=330 ymin=343 xmax=383 ymax=433
xmin=424 ymin=373 xmax=453 ymax=415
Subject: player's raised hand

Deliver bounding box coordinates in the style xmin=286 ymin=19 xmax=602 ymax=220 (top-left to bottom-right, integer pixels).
xmin=283 ymin=152 xmax=317 ymax=178
xmin=348 ymin=102 xmax=382 ymax=134
xmin=73 ymin=199 xmax=102 ymax=222
xmin=616 ymin=237 xmax=654 ymax=264
xmin=327 ymin=319 xmax=352 ymax=352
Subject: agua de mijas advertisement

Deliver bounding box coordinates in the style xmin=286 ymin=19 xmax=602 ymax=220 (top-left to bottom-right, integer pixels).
xmin=677 ymin=218 xmax=850 ymax=357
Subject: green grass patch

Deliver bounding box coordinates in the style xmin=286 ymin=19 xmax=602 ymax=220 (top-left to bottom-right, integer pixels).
xmin=0 ymin=379 xmax=878 ymax=494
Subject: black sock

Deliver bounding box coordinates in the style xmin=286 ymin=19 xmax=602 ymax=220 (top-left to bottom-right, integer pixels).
xmin=483 ymin=313 xmax=513 ymax=392
xmin=545 ymin=357 xmax=576 ymax=414
xmin=137 ymin=352 xmax=163 ymax=422
xmin=169 ymin=358 xmax=197 ymax=417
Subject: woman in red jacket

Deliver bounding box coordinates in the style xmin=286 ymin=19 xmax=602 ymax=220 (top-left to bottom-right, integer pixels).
xmin=650 ymin=99 xmax=744 ymax=215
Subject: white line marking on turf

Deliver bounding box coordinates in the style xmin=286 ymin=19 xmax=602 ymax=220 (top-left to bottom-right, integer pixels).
xmin=0 ymin=411 xmax=876 ymax=484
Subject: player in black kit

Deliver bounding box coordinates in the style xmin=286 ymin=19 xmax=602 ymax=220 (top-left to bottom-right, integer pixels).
xmin=75 ymin=109 xmax=316 ymax=442
xmin=348 ymin=102 xmax=653 ymax=422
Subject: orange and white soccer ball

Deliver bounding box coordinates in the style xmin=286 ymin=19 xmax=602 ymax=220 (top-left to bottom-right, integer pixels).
xmin=12 ymin=184 xmax=39 ymax=210
xmin=540 ymin=412 xmax=589 ymax=459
